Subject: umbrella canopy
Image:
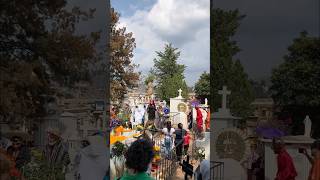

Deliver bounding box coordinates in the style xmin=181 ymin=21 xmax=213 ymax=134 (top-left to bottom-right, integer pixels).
xmin=255 ymin=127 xmax=286 ymax=139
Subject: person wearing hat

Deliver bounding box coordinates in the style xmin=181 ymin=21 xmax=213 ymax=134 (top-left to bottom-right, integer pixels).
xmin=43 ymin=127 xmax=70 ymax=175
xmin=6 ymin=136 xmax=31 ymax=170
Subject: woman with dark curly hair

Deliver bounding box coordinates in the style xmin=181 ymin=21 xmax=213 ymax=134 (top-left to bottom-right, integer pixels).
xmin=120 ymin=139 xmax=155 ymax=180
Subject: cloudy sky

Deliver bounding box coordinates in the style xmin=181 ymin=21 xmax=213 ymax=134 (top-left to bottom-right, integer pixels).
xmin=111 ymin=0 xmax=210 ymax=86
xmin=214 ymin=0 xmax=319 ymax=81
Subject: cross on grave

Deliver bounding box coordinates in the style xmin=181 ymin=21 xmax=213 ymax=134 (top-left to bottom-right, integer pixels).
xmin=178 ymin=89 xmax=183 ymax=98
xmin=218 ymin=86 xmax=231 ymax=110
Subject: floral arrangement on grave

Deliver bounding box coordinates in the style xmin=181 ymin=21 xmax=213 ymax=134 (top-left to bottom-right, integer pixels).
xmin=22 ymin=148 xmax=65 ymax=180
xmin=152 ymin=145 xmax=161 ymax=171
xmin=195 ymin=147 xmax=205 ymax=161
xmin=114 ymin=125 xmax=124 ymax=136
xmin=111 ymin=141 xmax=127 ymax=178
xmin=147 ymin=124 xmax=158 ymax=136
xmin=111 ymin=141 xmax=127 ymax=158
xmin=136 ymin=124 xmax=144 ymax=131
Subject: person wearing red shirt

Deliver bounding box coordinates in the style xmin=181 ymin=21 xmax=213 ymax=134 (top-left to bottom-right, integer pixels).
xmin=183 ymin=129 xmax=191 ymax=156
xmin=273 ymin=138 xmax=297 ymax=180
xmin=195 ymin=107 xmax=203 ymax=133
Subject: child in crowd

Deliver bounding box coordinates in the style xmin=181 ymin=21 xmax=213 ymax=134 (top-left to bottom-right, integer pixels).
xmin=183 ymin=129 xmax=191 ymax=156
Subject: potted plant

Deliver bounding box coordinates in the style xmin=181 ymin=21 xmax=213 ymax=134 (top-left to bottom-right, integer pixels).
xmin=111 ymin=141 xmax=127 ymax=178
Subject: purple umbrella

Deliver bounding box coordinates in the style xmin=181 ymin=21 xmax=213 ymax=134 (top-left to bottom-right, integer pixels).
xmin=191 ymin=100 xmax=200 ymax=107
xmin=255 ymin=127 xmax=286 ymax=139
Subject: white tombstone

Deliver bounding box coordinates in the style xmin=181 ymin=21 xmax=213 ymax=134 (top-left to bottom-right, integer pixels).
xmin=60 ymin=112 xmax=79 ymax=161
xmin=211 ymin=86 xmax=245 ymax=180
xmin=212 ymin=86 xmax=241 ymax=131
xmin=170 ymin=89 xmax=188 ymax=129
xmin=195 ymin=131 xmax=211 ymax=160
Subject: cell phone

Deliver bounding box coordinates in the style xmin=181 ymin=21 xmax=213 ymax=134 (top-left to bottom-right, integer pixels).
xmin=298 ymin=148 xmax=305 ymax=153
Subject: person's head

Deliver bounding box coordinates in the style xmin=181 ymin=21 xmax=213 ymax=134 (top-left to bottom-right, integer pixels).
xmin=47 ymin=128 xmax=61 ymax=146
xmin=272 ymin=137 xmax=285 ymax=154
xmin=250 ymin=144 xmax=257 ymax=152
xmin=311 ymin=140 xmax=320 ymax=158
xmin=125 ymin=139 xmax=154 ymax=173
xmin=11 ymin=136 xmax=22 ymax=149
xmin=135 ymin=106 xmax=138 ymax=109
xmin=185 ymin=129 xmax=189 ymax=136
xmin=178 ymin=123 xmax=183 ymax=129
xmin=166 ymin=121 xmax=172 ymax=130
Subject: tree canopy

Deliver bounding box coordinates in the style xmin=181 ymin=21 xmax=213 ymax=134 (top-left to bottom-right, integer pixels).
xmin=211 ymin=8 xmax=254 ymax=118
xmin=152 ymin=44 xmax=188 ymax=102
xmin=0 ymin=0 xmax=100 ymax=126
xmin=270 ymin=32 xmax=320 ymax=137
xmin=194 ymin=72 xmax=210 ymax=101
xmin=110 ymin=8 xmax=140 ymax=103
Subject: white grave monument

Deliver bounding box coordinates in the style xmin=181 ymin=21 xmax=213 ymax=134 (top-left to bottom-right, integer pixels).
xmin=170 ymin=89 xmax=188 ymax=129
xmin=211 ymin=86 xmax=248 ymax=180
xmin=261 ymin=115 xmax=314 ymax=180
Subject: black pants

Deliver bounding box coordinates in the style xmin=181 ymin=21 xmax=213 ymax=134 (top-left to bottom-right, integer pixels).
xmin=175 ymin=141 xmax=183 ymax=160
xmin=184 ymin=144 xmax=189 ymax=155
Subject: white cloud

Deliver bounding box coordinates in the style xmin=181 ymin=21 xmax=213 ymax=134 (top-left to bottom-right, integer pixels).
xmin=117 ymin=0 xmax=209 ymax=86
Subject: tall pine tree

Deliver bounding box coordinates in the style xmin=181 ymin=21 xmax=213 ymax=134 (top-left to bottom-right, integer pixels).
xmin=211 ymin=8 xmax=254 ymax=119
xmin=152 ymin=44 xmax=188 ymax=102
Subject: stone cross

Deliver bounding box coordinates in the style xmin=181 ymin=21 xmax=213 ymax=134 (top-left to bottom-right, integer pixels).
xmin=218 ymin=86 xmax=231 ymax=110
xmin=178 ymin=89 xmax=182 ymax=97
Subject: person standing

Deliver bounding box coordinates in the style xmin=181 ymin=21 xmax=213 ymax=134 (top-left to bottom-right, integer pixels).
xmin=272 ymin=138 xmax=297 ymax=180
xmin=6 ymin=136 xmax=31 ymax=170
xmin=43 ymin=128 xmax=70 ymax=177
xmin=147 ymin=101 xmax=156 ymax=126
xmin=162 ymin=121 xmax=175 ymax=159
xmin=301 ymin=140 xmax=320 ymax=180
xmin=195 ymin=107 xmax=203 ymax=138
xmin=174 ymin=123 xmax=186 ymax=161
xmin=183 ymin=129 xmax=191 ymax=156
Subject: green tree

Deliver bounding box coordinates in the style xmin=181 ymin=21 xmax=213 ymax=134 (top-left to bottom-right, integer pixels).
xmin=110 ymin=8 xmax=140 ymax=103
xmin=211 ymin=8 xmax=254 ymax=118
xmin=270 ymin=31 xmax=320 ymax=138
xmin=0 ymin=0 xmax=100 ymax=126
xmin=194 ymin=72 xmax=210 ymax=100
xmin=152 ymin=44 xmax=188 ymax=102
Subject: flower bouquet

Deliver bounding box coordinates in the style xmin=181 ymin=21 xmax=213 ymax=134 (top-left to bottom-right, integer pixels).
xmin=136 ymin=125 xmax=144 ymax=132
xmin=111 ymin=141 xmax=127 ymax=178
xmin=195 ymin=147 xmax=205 ymax=162
xmin=151 ymin=145 xmax=161 ymax=172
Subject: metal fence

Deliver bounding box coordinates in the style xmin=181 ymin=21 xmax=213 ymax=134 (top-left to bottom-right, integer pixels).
xmin=210 ymin=161 xmax=224 ymax=180
xmin=150 ymin=131 xmax=183 ymax=180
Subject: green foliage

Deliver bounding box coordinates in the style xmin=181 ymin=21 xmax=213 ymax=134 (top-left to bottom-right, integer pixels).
xmin=111 ymin=141 xmax=127 ymax=158
xmin=144 ymin=73 xmax=156 ymax=85
xmin=211 ymin=8 xmax=254 ymax=118
xmin=22 ymin=149 xmax=65 ymax=180
xmin=152 ymin=44 xmax=188 ymax=102
xmin=270 ymin=32 xmax=320 ymax=137
xmin=110 ymin=9 xmax=140 ymax=103
xmin=0 ymin=0 xmax=100 ymax=125
xmin=194 ymin=72 xmax=210 ymax=97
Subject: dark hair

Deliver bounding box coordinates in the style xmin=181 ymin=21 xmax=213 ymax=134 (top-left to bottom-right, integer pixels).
xmin=125 ymin=139 xmax=154 ymax=173
xmin=166 ymin=121 xmax=172 ymax=130
xmin=178 ymin=123 xmax=183 ymax=129
xmin=311 ymin=140 xmax=320 ymax=150
xmin=11 ymin=136 xmax=22 ymax=142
